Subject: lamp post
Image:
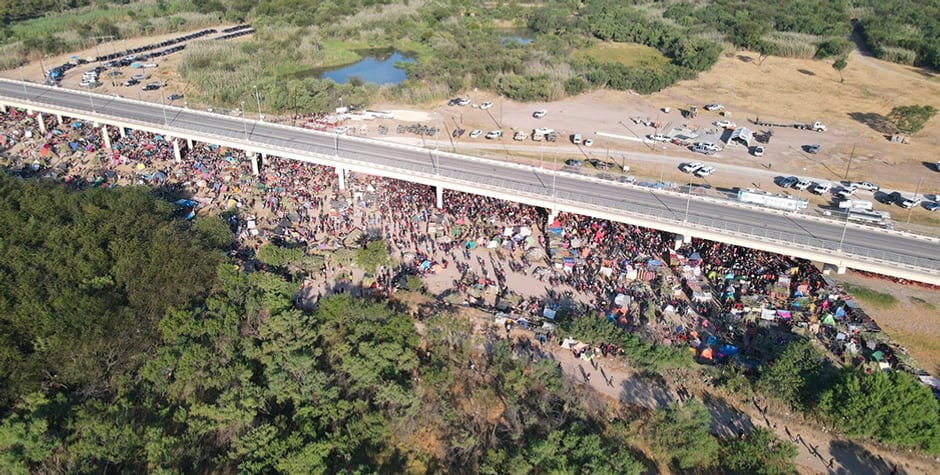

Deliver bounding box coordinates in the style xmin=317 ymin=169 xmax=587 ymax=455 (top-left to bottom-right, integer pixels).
xmin=160 ymin=89 xmax=168 ymax=125
xmin=685 ymin=179 xmax=694 ymax=222
xmin=838 ymin=209 xmax=850 ymax=252
xmin=660 ymin=145 xmax=666 ymax=183
xmin=253 ymin=86 xmax=263 ymax=121
xmin=240 ymin=101 xmax=248 ymax=140
xmin=18 ymin=66 xmax=28 ymax=100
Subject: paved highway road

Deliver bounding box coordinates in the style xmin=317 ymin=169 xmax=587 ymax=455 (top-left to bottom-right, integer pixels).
xmin=1 ymin=79 xmax=938 ymax=279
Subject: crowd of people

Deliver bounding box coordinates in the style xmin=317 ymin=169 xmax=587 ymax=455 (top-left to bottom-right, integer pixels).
xmin=0 ymin=108 xmax=914 ymax=377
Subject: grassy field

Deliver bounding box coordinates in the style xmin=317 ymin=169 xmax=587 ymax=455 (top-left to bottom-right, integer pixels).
xmin=9 ymin=6 xmax=132 ymax=38
xmin=841 ymin=282 xmax=899 ymax=309
xmin=574 ymin=41 xmax=670 ymax=68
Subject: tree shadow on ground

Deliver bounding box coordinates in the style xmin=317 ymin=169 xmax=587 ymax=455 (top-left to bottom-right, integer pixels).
xmin=827 ymin=439 xmax=895 ymax=475
xmin=737 ymin=55 xmax=753 ymax=63
xmin=618 ymin=373 xmax=673 ymax=410
xmin=847 ymin=112 xmax=893 ymax=135
xmin=700 ymin=391 xmax=756 ymax=439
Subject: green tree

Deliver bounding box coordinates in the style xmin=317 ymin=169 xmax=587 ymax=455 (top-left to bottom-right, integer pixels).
xmin=832 ymin=56 xmax=847 ymax=83
xmin=646 ymin=400 xmax=719 ymax=470
xmin=819 ymin=368 xmax=940 ymax=453
xmin=354 ymin=239 xmax=391 ymax=274
xmin=720 ymin=427 xmax=798 ymax=474
xmin=758 ymin=339 xmax=832 ymax=409
xmin=887 ymin=105 xmax=938 ymax=135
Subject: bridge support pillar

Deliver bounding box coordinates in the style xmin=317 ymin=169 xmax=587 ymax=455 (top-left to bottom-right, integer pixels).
xmin=336 ymin=166 xmax=346 ymax=190
xmin=101 ymin=125 xmax=110 ymax=150
xmin=119 ymin=126 xmax=126 ymax=138
xmin=251 ymin=153 xmax=259 ymax=176
xmin=55 ymin=114 xmax=62 ymax=124
xmin=674 ymin=234 xmax=691 ymax=250
xmin=37 ymin=113 xmax=46 ymax=133
xmin=436 ymin=186 xmax=444 ymax=209
xmin=172 ymin=139 xmax=182 ymax=163
xmin=546 ymin=207 xmax=559 ymax=227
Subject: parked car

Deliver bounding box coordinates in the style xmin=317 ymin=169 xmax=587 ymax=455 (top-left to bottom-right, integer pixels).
xmin=694 ymin=165 xmax=715 ymax=177
xmin=714 ymin=120 xmax=736 ymax=128
xmin=485 ymin=130 xmax=502 ymax=139
xmin=142 ymin=82 xmax=161 ymax=91
xmin=849 ymin=181 xmax=879 ymax=191
xmin=447 ymin=98 xmax=461 ymax=106
xmin=752 ymin=145 xmax=765 ymax=157
xmin=168 ymin=94 xmax=184 ymax=101
xmin=532 ymin=109 xmax=547 ymax=119
xmin=898 ymin=196 xmax=921 ymax=209
xmin=583 ymin=138 xmax=593 ymax=147
xmin=703 ymin=103 xmax=724 ymax=111
xmin=141 ymin=62 xmax=158 ymax=68
xmin=648 ymin=134 xmax=669 ymax=142
xmin=479 ymin=101 xmax=493 ymax=110
xmin=883 ymin=191 xmax=903 ymax=205
xmin=457 ymin=98 xmax=471 ymax=106
xmin=690 ymin=143 xmax=715 ymax=155
xmin=571 ymin=133 xmax=582 ymax=145
xmin=452 ymin=127 xmax=465 ymax=138
xmin=778 ymin=176 xmax=798 ymax=188
xmin=564 ymin=159 xmax=582 ymax=168
xmin=131 ymin=73 xmax=148 ymax=81
xmin=123 ymin=79 xmax=139 ymax=87
xmin=834 ymin=186 xmax=856 ymax=198
xmin=806 ymin=144 xmax=821 ymax=154
xmin=812 ymin=181 xmax=832 ymax=194
xmin=793 ymin=179 xmax=812 ymax=191
xmin=469 ymin=129 xmax=483 ymax=138
xmin=924 ymin=201 xmax=940 ymax=211
xmin=680 ymin=162 xmax=704 ymax=173
xmin=513 ymin=130 xmax=528 ymax=141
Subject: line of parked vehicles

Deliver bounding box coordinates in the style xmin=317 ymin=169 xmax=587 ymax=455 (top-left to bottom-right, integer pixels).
xmin=776 ymin=176 xmax=938 ymax=211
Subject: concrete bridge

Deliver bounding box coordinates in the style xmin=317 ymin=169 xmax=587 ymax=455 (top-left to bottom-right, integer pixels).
xmin=1 ymin=78 xmax=938 ymax=286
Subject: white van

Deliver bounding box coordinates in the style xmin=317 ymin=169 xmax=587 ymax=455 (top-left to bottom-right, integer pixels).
xmin=571 ymin=133 xmax=582 ymax=145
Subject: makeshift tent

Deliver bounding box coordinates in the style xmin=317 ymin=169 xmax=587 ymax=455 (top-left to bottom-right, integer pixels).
xmin=729 ymin=127 xmax=753 ymax=147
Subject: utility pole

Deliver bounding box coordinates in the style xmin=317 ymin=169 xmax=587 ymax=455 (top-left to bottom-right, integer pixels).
xmin=907 ymin=176 xmax=924 ymax=224
xmin=844 ymin=144 xmax=855 ymax=180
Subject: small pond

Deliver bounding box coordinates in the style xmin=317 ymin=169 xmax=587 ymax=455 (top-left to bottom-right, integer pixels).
xmin=498 ymin=28 xmax=535 ymax=46
xmin=300 ymin=49 xmax=415 ymax=85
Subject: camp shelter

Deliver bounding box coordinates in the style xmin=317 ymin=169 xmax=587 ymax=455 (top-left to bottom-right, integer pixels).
xmin=729 ymin=127 xmax=752 ymax=147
